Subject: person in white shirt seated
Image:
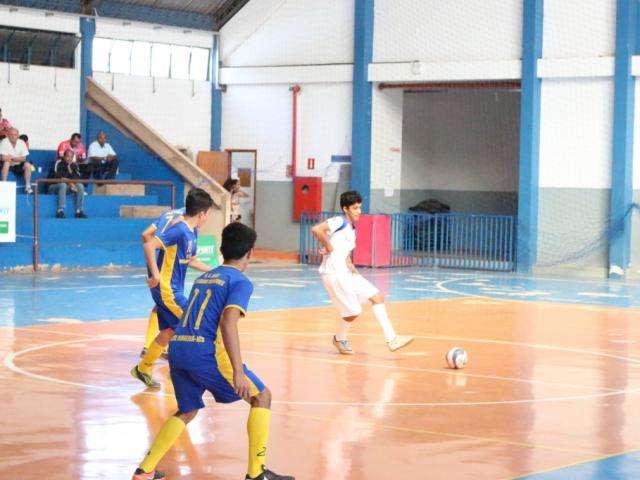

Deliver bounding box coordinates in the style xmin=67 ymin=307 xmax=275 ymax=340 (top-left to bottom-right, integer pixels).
xmin=87 ymin=131 xmax=119 ymax=180
xmin=0 ymin=128 xmax=33 ymax=193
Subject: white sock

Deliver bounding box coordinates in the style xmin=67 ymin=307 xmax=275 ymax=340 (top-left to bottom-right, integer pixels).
xmin=372 ymin=304 xmax=396 ymax=342
xmin=336 ymin=320 xmax=351 ymax=341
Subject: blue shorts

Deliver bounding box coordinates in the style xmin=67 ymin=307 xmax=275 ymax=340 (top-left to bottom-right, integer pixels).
xmin=152 ymin=292 xmax=187 ymax=330
xmin=170 ymin=362 xmax=265 ymax=412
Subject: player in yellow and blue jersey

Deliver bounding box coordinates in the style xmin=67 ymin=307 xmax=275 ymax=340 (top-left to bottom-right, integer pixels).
xmin=131 ymin=222 xmax=294 ymax=480
xmin=131 ymin=189 xmax=213 ymax=388
xmin=138 ymin=207 xmax=186 ymax=359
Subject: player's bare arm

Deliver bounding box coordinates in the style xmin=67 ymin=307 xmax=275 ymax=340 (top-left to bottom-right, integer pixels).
xmin=346 ymin=255 xmax=358 ymax=274
xmin=188 ymin=257 xmax=211 ymax=273
xmin=311 ymin=222 xmax=333 ymax=253
xmin=220 ymin=307 xmax=251 ymax=400
xmin=143 ymin=237 xmax=163 ymax=288
xmin=141 ymin=224 xmax=157 ymax=243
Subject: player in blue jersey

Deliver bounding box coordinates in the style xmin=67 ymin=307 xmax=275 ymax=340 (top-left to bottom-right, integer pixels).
xmin=131 ymin=222 xmax=294 ymax=480
xmin=139 ymin=207 xmax=186 ymax=359
xmin=131 ymin=188 xmax=213 ymax=388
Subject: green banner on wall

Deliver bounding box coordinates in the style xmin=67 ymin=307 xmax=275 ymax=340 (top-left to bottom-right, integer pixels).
xmin=197 ymin=234 xmax=220 ymax=268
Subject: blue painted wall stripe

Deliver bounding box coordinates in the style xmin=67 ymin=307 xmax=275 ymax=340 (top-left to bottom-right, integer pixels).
xmin=79 ymin=17 xmax=95 ymax=143
xmin=350 ymin=0 xmax=374 ymax=212
xmin=609 ymin=0 xmax=638 ymax=277
xmin=517 ymin=0 xmax=544 ymax=272
xmin=211 ymin=35 xmax=222 ymax=152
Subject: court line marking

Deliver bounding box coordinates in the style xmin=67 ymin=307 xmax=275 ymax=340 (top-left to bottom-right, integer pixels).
xmin=508 ymin=447 xmax=640 ymax=479
xmin=435 ymin=277 xmax=640 ymax=312
xmin=5 ymin=334 xmax=638 ymax=408
xmin=272 ymin=410 xmax=598 ymax=456
xmin=5 ymin=328 xmax=634 ymax=392
xmin=0 ymin=337 xmax=603 ymax=456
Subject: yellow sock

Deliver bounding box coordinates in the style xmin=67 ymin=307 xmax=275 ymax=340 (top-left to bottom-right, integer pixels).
xmin=247 ymin=407 xmax=271 ymax=478
xmin=139 ymin=416 xmax=185 ymax=473
xmin=138 ymin=340 xmax=164 ymax=374
xmin=144 ymin=310 xmax=159 ymax=349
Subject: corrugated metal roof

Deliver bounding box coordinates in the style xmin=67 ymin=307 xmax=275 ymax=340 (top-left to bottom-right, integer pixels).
xmin=111 ymin=0 xmax=225 ymax=15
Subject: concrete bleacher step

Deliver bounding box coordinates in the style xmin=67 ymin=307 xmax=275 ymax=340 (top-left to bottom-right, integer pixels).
xmin=15 ymin=194 xmax=161 ymax=219
xmin=120 ymin=205 xmax=170 ymax=218
xmin=39 ymin=217 xmax=154 ymax=242
xmin=94 ymin=184 xmax=145 ymax=196
xmin=39 ymin=240 xmax=143 ymax=268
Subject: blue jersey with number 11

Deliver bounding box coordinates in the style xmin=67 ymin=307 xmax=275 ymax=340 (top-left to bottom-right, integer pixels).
xmin=170 ymin=265 xmax=253 ymax=367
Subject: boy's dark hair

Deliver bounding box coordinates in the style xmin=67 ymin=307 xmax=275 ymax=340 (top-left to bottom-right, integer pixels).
xmin=340 ymin=190 xmax=362 ymax=210
xmin=185 ymin=188 xmax=213 ymax=216
xmin=221 ymin=222 xmax=257 ymax=260
xmin=71 ymin=132 xmax=82 ymax=140
xmin=223 ymin=177 xmax=239 ymax=192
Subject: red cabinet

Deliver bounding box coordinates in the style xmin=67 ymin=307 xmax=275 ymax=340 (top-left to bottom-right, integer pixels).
xmin=293 ymin=176 xmax=322 ymax=221
xmin=353 ymin=214 xmax=391 ymax=267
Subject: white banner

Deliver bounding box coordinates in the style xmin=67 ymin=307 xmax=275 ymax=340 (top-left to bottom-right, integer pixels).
xmin=0 ymin=182 xmax=16 ymax=243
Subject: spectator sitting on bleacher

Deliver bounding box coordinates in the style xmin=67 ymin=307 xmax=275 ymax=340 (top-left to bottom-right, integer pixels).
xmin=57 ymin=133 xmax=87 ymax=171
xmin=50 ymin=149 xmax=87 ymax=219
xmin=88 ymin=131 xmax=119 ymax=180
xmin=1 ymin=127 xmax=33 ymax=194
xmin=0 ymin=108 xmax=12 ymax=140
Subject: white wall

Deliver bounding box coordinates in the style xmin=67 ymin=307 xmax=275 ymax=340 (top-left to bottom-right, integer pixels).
xmin=539 ymin=79 xmax=614 ymax=189
xmin=93 ymin=19 xmax=214 ymax=155
xmin=96 ymin=18 xmax=212 ymax=48
xmin=221 ymin=82 xmax=351 ymax=182
xmin=371 ymin=87 xmax=403 ymax=191
xmin=0 ymin=64 xmax=80 ymax=150
xmin=401 ymin=90 xmax=519 ymax=192
xmin=220 ymin=0 xmax=353 ymax=67
xmin=0 ymin=7 xmax=80 ymax=150
xmin=543 ymin=0 xmax=616 ymax=59
xmin=633 ymin=79 xmax=640 ymax=190
xmin=0 ymin=4 xmax=79 ymax=33
xmin=219 ymin=0 xmax=354 ymax=183
xmin=93 ymin=73 xmax=211 ymax=155
xmin=373 ymin=0 xmax=522 ymax=63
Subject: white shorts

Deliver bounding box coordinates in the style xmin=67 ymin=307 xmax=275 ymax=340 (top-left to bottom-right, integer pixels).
xmin=321 ymin=273 xmax=379 ymax=318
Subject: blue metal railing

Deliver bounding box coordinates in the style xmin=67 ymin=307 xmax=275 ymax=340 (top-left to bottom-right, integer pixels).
xmin=300 ymin=211 xmax=517 ymax=272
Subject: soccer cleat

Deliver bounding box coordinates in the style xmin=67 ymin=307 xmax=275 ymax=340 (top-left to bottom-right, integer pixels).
xmin=75 ymin=211 xmax=88 ymax=218
xmin=246 ymin=466 xmax=294 ymax=480
xmin=130 ymin=365 xmax=160 ymax=388
xmin=387 ymin=335 xmax=414 ymax=352
xmin=55 ymin=210 xmax=65 ymax=218
xmin=332 ymin=336 xmax=354 ymax=355
xmin=132 ymin=468 xmax=165 ymax=480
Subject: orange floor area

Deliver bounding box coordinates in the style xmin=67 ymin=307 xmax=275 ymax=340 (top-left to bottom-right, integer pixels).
xmin=2 ymin=298 xmax=640 ymax=479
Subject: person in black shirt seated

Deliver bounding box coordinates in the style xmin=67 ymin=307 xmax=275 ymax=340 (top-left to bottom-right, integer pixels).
xmin=50 ymin=149 xmax=87 ymax=219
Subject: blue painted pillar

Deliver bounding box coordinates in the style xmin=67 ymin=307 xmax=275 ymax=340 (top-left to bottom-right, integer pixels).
xmin=517 ymin=0 xmax=544 ymax=272
xmin=608 ymin=0 xmax=638 ymax=277
xmin=211 ymin=35 xmax=222 ymax=151
xmin=350 ymin=0 xmax=374 ymax=212
xmin=79 ymin=17 xmax=95 ymax=143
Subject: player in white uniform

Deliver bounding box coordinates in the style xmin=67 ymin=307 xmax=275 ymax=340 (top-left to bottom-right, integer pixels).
xmin=312 ymin=191 xmax=413 ymax=354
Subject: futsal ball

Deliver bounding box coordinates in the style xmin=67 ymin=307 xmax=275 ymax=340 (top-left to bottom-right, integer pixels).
xmin=446 ymin=347 xmax=467 ymax=369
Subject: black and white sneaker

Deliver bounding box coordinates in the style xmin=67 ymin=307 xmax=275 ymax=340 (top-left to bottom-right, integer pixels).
xmin=55 ymin=210 xmax=65 ymax=218
xmin=246 ymin=466 xmax=294 ymax=480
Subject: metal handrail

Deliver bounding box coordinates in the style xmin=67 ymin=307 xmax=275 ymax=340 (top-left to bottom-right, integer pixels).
xmin=33 ymin=178 xmax=176 ymax=271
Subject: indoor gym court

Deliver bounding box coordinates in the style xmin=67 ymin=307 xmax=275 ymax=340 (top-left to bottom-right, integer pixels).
xmin=2 ymin=0 xmax=640 ymax=479
xmin=3 ymin=266 xmax=640 ymax=479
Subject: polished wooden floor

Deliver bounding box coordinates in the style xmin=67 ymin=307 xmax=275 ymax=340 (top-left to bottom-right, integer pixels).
xmin=2 ymin=298 xmax=640 ymax=479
